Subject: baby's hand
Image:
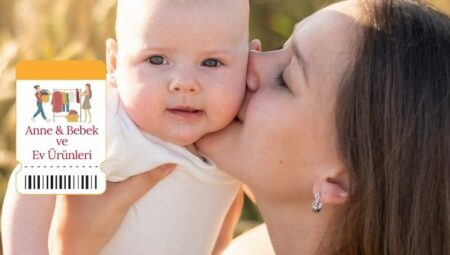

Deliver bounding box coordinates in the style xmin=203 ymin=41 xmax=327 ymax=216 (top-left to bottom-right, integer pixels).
xmin=48 ymin=163 xmax=176 ymax=255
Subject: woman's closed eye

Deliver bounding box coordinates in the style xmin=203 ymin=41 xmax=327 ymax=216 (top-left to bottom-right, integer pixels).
xmin=147 ymin=55 xmax=168 ymax=65
xmin=201 ymin=58 xmax=223 ymax=68
xmin=275 ymin=73 xmax=288 ymax=87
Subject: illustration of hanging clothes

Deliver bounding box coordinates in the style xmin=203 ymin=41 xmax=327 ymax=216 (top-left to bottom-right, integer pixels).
xmin=52 ymin=89 xmax=81 ymax=121
xmin=68 ymin=91 xmax=76 ymax=103
xmin=61 ymin=92 xmax=68 ymax=112
xmin=76 ymin=89 xmax=80 ymax=103
xmin=66 ymin=93 xmax=70 ymax=111
xmin=52 ymin=91 xmax=63 ymax=112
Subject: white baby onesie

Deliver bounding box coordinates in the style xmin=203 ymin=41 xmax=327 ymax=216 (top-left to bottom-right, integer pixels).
xmin=99 ymin=87 xmax=240 ymax=255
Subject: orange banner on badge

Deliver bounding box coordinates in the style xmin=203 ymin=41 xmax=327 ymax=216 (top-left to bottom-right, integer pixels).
xmin=16 ymin=60 xmax=106 ymax=80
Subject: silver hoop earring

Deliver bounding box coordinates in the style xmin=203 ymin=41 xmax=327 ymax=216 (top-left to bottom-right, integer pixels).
xmin=312 ymin=192 xmax=323 ymax=213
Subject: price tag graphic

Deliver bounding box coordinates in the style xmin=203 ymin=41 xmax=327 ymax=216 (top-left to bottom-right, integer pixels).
xmin=15 ymin=61 xmax=106 ymax=194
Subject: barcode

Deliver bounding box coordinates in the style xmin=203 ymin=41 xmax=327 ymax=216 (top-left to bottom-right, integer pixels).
xmin=17 ymin=169 xmax=106 ymax=194
xmin=23 ymin=174 xmax=98 ymax=190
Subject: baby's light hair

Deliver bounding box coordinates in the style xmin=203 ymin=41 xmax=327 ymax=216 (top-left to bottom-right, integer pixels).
xmin=114 ymin=0 xmax=249 ymax=43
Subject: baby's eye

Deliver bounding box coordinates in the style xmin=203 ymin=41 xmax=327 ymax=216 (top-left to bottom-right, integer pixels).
xmin=147 ymin=55 xmax=167 ymax=65
xmin=201 ymin=58 xmax=223 ymax=68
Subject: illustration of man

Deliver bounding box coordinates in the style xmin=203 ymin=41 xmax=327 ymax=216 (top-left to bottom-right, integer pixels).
xmin=31 ymin=85 xmax=50 ymax=122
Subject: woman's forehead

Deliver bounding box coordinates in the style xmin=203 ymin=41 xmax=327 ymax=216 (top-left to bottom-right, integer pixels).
xmin=287 ymin=4 xmax=359 ymax=95
xmin=291 ymin=5 xmax=358 ymax=59
xmin=291 ymin=0 xmax=358 ymax=36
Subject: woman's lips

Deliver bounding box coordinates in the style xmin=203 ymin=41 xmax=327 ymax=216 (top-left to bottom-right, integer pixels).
xmin=236 ymin=105 xmax=247 ymax=122
xmin=235 ymin=113 xmax=244 ymax=123
xmin=167 ymin=107 xmax=203 ymax=121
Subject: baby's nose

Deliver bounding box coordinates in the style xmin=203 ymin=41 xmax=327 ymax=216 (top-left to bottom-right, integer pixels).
xmin=168 ymin=80 xmax=200 ymax=93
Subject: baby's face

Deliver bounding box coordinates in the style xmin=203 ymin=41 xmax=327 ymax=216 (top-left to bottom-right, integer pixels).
xmin=110 ymin=0 xmax=249 ymax=146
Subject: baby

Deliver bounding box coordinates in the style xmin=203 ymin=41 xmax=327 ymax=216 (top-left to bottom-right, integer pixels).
xmin=3 ymin=0 xmax=249 ymax=254
xmin=100 ymin=0 xmax=249 ymax=254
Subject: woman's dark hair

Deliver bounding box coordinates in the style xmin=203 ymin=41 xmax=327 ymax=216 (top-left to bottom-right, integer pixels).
xmin=86 ymin=83 xmax=92 ymax=98
xmin=334 ymin=0 xmax=450 ymax=254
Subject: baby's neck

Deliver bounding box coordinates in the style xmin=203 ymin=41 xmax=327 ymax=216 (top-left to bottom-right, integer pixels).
xmin=184 ymin=144 xmax=204 ymax=159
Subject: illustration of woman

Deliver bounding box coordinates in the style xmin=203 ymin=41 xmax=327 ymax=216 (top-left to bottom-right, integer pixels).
xmin=31 ymin=85 xmax=51 ymax=122
xmin=81 ymin=83 xmax=92 ymax=123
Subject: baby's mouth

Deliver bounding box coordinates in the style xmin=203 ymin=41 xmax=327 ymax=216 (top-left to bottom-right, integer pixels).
xmin=167 ymin=106 xmax=204 ymax=120
xmin=168 ymin=106 xmax=201 ymax=113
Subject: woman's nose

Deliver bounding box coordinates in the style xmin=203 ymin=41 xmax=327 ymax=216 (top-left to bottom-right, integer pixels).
xmin=246 ymin=50 xmax=261 ymax=92
xmin=246 ymin=49 xmax=289 ymax=92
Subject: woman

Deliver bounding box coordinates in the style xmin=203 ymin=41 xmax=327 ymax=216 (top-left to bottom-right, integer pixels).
xmin=200 ymin=0 xmax=450 ymax=253
xmin=8 ymin=0 xmax=450 ymax=254
xmin=81 ymin=83 xmax=92 ymax=122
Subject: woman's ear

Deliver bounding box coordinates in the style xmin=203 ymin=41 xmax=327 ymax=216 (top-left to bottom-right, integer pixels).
xmin=312 ymin=168 xmax=349 ymax=206
xmin=249 ymin=39 xmax=262 ymax=52
xmin=106 ymin=38 xmax=118 ymax=87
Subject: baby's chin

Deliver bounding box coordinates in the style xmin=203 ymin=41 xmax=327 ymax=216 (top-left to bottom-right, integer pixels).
xmin=165 ymin=136 xmax=200 ymax=147
xmin=139 ymin=121 xmax=229 ymax=147
xmin=157 ymin=128 xmax=208 ymax=147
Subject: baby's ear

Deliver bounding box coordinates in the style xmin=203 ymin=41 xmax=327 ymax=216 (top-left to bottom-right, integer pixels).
xmin=249 ymin=39 xmax=262 ymax=52
xmin=312 ymin=167 xmax=349 ymax=207
xmin=106 ymin=38 xmax=118 ymax=87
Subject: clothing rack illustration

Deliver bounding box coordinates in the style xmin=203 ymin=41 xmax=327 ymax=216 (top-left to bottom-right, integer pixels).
xmin=52 ymin=89 xmax=82 ymax=122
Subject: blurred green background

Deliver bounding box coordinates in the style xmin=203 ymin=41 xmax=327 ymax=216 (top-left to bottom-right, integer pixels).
xmin=0 ymin=0 xmax=449 ymax=253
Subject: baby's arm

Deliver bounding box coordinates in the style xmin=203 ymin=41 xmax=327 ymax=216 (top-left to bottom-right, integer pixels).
xmin=1 ymin=166 xmax=56 ymax=255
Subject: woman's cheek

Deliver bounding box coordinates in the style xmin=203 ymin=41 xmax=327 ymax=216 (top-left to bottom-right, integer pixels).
xmin=246 ymin=92 xmax=283 ymax=132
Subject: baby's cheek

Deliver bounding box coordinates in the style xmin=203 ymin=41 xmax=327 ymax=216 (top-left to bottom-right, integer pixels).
xmin=128 ymin=108 xmax=158 ymax=134
xmin=122 ymin=83 xmax=160 ymax=110
xmin=116 ymin=84 xmax=141 ymax=109
xmin=123 ymin=94 xmax=161 ymax=132
xmin=210 ymin=91 xmax=243 ymax=130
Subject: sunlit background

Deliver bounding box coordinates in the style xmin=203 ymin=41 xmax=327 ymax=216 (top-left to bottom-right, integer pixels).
xmin=0 ymin=0 xmax=449 ymax=253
